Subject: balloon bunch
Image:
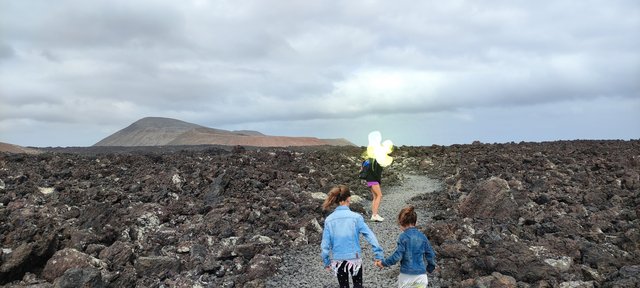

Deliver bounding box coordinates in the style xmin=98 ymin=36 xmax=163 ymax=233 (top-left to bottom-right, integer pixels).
xmin=365 ymin=131 xmax=394 ymax=167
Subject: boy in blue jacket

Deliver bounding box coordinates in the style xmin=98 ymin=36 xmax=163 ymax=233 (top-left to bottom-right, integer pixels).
xmin=375 ymin=206 xmax=436 ymax=288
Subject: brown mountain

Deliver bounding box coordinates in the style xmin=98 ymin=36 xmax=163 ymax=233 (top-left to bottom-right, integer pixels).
xmin=0 ymin=142 xmax=41 ymax=154
xmin=94 ymin=117 xmax=355 ymax=147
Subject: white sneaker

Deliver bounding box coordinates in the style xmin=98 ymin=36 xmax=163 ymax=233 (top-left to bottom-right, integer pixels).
xmin=370 ymin=214 xmax=384 ymax=222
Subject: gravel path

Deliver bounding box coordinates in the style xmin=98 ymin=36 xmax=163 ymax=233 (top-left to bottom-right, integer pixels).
xmin=265 ymin=174 xmax=442 ymax=288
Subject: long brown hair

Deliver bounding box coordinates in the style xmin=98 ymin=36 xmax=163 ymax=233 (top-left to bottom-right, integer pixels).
xmin=398 ymin=205 xmax=417 ymax=226
xmin=322 ymin=185 xmax=351 ymax=211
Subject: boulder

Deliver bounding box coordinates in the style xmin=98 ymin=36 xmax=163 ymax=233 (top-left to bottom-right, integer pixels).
xmin=558 ymin=281 xmax=594 ymax=288
xmin=42 ymin=248 xmax=106 ymax=282
xmin=458 ymin=177 xmax=517 ymax=221
xmin=473 ymin=272 xmax=517 ymax=288
xmin=99 ymin=241 xmax=134 ymax=268
xmin=52 ymin=267 xmax=105 ymax=288
xmin=0 ymin=243 xmax=33 ymax=283
xmin=246 ymin=254 xmax=279 ymax=280
xmin=602 ymin=265 xmax=640 ymax=288
xmin=134 ymin=256 xmax=181 ymax=278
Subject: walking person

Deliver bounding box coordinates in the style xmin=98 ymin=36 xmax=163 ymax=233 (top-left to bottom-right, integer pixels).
xmin=321 ymin=184 xmax=385 ymax=288
xmin=375 ymin=206 xmax=437 ymax=288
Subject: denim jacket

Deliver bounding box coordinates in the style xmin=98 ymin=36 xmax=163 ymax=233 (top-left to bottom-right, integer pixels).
xmin=381 ymin=227 xmax=436 ymax=274
xmin=321 ymin=206 xmax=384 ymax=267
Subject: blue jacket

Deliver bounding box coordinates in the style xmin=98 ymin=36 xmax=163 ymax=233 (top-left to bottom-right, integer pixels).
xmin=381 ymin=227 xmax=436 ymax=274
xmin=321 ymin=206 xmax=384 ymax=267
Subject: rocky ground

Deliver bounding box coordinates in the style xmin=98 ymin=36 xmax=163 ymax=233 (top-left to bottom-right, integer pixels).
xmin=406 ymin=140 xmax=640 ymax=287
xmin=265 ymin=174 xmax=442 ymax=288
xmin=0 ymin=140 xmax=638 ymax=287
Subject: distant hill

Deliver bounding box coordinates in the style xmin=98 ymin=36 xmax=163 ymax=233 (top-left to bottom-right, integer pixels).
xmin=320 ymin=138 xmax=357 ymax=146
xmin=0 ymin=142 xmax=41 ymax=154
xmin=94 ymin=117 xmax=355 ymax=147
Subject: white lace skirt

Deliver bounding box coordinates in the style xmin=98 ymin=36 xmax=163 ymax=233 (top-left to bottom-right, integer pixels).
xmin=329 ymin=259 xmax=362 ymax=276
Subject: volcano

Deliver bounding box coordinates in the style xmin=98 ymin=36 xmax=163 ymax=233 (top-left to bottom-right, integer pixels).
xmin=94 ymin=117 xmax=354 ymax=147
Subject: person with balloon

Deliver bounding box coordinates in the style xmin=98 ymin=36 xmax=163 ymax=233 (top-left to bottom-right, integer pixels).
xmin=362 ymin=131 xmax=393 ymax=222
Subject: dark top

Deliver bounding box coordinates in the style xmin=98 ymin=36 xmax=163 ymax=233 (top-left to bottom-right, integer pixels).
xmin=365 ymin=158 xmax=383 ymax=183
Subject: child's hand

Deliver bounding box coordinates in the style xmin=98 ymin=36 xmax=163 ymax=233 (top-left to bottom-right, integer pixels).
xmin=374 ymin=260 xmax=384 ymax=268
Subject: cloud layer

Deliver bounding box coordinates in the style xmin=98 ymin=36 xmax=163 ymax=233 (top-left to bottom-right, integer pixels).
xmin=1 ymin=0 xmax=639 ymax=146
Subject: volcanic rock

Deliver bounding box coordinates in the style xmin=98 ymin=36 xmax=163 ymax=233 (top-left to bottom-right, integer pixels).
xmin=461 ymin=271 xmax=517 ymax=288
xmin=98 ymin=241 xmax=134 ymax=268
xmin=52 ymin=267 xmax=105 ymax=288
xmin=1 ymin=140 xmax=637 ymax=287
xmin=408 ymin=140 xmax=640 ymax=287
xmin=458 ymin=176 xmax=517 ymax=221
xmin=42 ymin=248 xmax=106 ymax=282
xmin=134 ymin=256 xmax=181 ymax=278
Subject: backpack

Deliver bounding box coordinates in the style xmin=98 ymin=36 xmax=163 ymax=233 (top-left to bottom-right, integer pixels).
xmin=358 ymin=159 xmax=373 ymax=179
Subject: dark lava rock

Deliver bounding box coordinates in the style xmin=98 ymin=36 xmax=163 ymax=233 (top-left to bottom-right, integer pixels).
xmin=458 ymin=176 xmax=517 ymax=221
xmin=4 ymin=147 xmax=322 ymax=285
xmin=1 ymin=141 xmax=638 ymax=286
xmin=98 ymin=241 xmax=134 ymax=268
xmin=52 ymin=267 xmax=105 ymax=288
xmin=406 ymin=140 xmax=640 ymax=287
xmin=42 ymin=248 xmax=105 ymax=282
xmin=134 ymin=256 xmax=181 ymax=278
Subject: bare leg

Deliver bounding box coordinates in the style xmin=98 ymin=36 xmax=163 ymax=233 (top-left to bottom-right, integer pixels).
xmin=370 ymin=184 xmax=382 ymax=216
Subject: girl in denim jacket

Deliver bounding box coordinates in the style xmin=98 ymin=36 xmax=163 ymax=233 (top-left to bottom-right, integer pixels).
xmin=321 ymin=185 xmax=384 ymax=288
xmin=376 ymin=206 xmax=437 ymax=288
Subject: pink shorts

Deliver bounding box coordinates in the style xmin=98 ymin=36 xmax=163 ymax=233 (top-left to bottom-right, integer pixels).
xmin=367 ymin=181 xmax=380 ymax=187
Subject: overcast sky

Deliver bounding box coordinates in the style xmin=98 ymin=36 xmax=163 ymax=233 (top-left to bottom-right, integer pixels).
xmin=1 ymin=0 xmax=639 ymax=147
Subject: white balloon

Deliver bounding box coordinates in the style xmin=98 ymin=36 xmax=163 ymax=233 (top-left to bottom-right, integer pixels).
xmin=368 ymin=131 xmax=382 ymax=146
xmin=365 ymin=131 xmax=394 ymax=167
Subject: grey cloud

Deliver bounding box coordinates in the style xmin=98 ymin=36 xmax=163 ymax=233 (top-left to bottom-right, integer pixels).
xmin=31 ymin=2 xmax=184 ymax=49
xmin=0 ymin=43 xmax=15 ymax=60
xmin=40 ymin=50 xmax=62 ymax=62
xmin=0 ymin=0 xmax=638 ymax=146
xmin=3 ymin=92 xmax=64 ymax=108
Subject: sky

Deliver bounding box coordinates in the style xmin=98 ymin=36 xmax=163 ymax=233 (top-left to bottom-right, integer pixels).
xmin=1 ymin=0 xmax=639 ymax=147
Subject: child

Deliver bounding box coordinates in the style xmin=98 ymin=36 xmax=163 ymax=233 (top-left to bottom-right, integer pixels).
xmin=321 ymin=184 xmax=384 ymax=288
xmin=375 ymin=206 xmax=436 ymax=288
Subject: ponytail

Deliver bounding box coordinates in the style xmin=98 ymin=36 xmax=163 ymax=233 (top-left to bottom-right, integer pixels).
xmin=398 ymin=205 xmax=417 ymax=226
xmin=322 ymin=185 xmax=351 ymax=211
